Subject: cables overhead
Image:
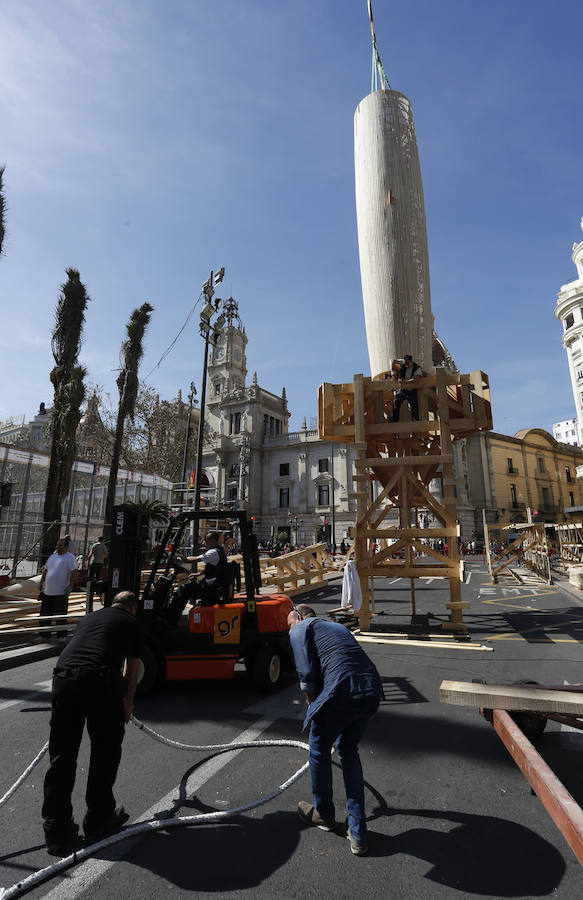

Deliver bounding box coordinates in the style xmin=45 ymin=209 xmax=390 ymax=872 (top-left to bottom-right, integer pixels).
xmin=144 ymin=291 xmax=204 ymax=380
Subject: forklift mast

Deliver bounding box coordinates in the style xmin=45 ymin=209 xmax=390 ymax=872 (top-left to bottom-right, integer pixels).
xmin=132 ymin=508 xmax=262 ymax=614
xmin=106 ymin=504 xmax=149 ymax=607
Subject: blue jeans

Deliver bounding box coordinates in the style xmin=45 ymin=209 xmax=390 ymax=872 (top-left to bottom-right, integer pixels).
xmin=309 ymin=697 xmax=379 ymax=842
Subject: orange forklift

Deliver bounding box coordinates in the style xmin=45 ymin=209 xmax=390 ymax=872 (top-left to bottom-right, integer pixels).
xmin=106 ymin=505 xmax=293 ymax=694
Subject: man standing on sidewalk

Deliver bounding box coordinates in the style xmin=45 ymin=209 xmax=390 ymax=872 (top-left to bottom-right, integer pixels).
xmin=287 ymin=604 xmax=384 ymax=856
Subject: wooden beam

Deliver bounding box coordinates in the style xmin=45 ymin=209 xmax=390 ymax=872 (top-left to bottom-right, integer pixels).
xmin=356 ymin=635 xmax=492 ymax=652
xmin=492 ymin=709 xmax=583 ymax=866
xmin=439 ymin=680 xmax=583 ymax=716
xmin=356 ymin=454 xmax=452 ymax=468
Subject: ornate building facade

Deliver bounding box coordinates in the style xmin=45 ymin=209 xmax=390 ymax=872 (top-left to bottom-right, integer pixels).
xmin=200 ymin=309 xmax=356 ymax=545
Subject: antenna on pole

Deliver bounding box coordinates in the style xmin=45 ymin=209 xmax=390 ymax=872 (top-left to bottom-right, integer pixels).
xmin=367 ymin=0 xmax=391 ymax=92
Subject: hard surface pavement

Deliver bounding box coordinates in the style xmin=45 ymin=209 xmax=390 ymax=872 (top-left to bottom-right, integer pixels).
xmin=1 ymin=559 xmax=583 ymax=899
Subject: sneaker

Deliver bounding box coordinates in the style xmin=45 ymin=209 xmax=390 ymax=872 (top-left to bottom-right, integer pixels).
xmin=84 ymin=806 xmax=129 ymax=843
xmin=346 ymin=827 xmax=368 ymax=856
xmin=297 ymin=801 xmax=335 ymax=832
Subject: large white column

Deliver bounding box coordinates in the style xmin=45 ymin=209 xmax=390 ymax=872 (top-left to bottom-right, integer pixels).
xmin=354 ymin=89 xmax=433 ymax=374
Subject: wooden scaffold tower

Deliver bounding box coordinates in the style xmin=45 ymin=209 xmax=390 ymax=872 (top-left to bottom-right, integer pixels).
xmin=319 ymin=367 xmax=493 ymax=632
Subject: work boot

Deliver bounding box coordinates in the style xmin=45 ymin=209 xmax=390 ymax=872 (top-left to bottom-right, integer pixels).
xmin=44 ymin=821 xmax=81 ymax=857
xmin=297 ymin=801 xmax=335 ymax=832
xmin=83 ymin=806 xmax=129 ymax=844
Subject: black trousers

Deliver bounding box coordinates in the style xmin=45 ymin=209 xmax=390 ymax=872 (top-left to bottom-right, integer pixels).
xmin=391 ymin=389 xmax=419 ymax=422
xmin=42 ymin=670 xmax=125 ymax=834
xmin=39 ymin=592 xmax=68 ymax=638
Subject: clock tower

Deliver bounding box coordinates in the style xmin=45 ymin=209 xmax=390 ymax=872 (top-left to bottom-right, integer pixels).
xmin=206 ymin=298 xmax=248 ymax=411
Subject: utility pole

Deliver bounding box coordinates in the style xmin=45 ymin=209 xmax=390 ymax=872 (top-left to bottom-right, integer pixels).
xmin=180 ymin=382 xmax=197 ymax=507
xmin=192 ymin=268 xmax=226 ymax=550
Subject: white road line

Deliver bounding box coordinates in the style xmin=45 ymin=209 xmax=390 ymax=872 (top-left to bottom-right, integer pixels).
xmin=465 ymin=572 xmax=473 ymax=584
xmin=0 ymin=680 xmax=52 ymax=713
xmin=42 ymin=715 xmax=279 ymax=900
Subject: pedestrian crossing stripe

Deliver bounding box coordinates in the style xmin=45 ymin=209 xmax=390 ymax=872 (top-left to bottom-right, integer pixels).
xmin=489 ymin=617 xmax=583 ymax=642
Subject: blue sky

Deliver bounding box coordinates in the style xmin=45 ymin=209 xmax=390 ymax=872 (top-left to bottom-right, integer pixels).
xmin=1 ymin=0 xmax=582 ymax=436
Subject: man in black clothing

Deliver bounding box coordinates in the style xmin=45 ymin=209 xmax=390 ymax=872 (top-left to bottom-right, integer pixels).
xmin=166 ymin=531 xmax=228 ymax=624
xmin=42 ymin=590 xmax=142 ymax=856
xmin=390 ymin=354 xmax=423 ymax=422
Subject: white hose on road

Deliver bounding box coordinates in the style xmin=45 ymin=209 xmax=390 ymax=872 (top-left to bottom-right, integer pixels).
xmin=0 ymin=715 xmax=310 ymax=900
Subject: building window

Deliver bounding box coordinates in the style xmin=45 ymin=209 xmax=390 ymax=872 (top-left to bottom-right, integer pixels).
xmin=542 ymin=487 xmax=552 ymax=507
xmin=566 ymin=466 xmax=573 ymax=483
xmin=569 ymin=491 xmax=575 ymax=507
xmin=507 ymin=457 xmax=517 ymax=474
xmin=230 ymin=463 xmax=240 ymax=477
xmin=230 ymin=412 xmax=241 ymax=435
xmin=214 ymin=382 xmax=221 ymax=396
xmin=537 ymin=456 xmax=545 ymax=473
xmin=279 ymin=463 xmax=289 ymax=476
xmin=510 ymin=483 xmax=518 ymax=507
xmin=318 ymin=485 xmax=330 ymax=506
xmin=228 ymin=486 xmax=238 ymax=501
xmin=565 ymin=313 xmax=575 ymax=330
xmin=318 ymin=458 xmax=329 ymax=473
xmin=279 ymin=488 xmax=289 ymax=508
xmin=578 ymin=370 xmax=583 ymax=381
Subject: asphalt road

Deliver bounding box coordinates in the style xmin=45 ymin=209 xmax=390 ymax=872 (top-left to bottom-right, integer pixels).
xmin=2 ymin=559 xmax=583 ymax=899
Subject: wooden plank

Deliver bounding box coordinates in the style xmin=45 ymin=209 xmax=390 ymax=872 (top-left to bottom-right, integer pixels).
xmin=492 ymin=709 xmax=583 ymax=866
xmin=355 ymin=455 xmax=452 ymax=468
xmin=356 ymin=635 xmax=492 ymax=652
xmin=439 ymin=681 xmax=583 ymax=716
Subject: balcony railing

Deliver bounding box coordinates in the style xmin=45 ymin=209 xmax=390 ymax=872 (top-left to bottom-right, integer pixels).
xmin=506 ymin=466 xmax=519 ymax=475
xmin=263 ymin=429 xmax=319 ymax=444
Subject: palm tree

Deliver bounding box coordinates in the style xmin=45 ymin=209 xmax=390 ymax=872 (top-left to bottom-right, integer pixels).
xmin=0 ymin=166 xmax=6 ymax=257
xmin=126 ymin=498 xmax=171 ymax=525
xmin=41 ymin=269 xmax=90 ymax=563
xmin=104 ymin=303 xmax=154 ymax=537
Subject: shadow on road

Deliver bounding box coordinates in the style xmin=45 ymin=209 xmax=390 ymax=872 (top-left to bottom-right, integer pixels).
xmin=366 ymin=805 xmax=566 ymax=896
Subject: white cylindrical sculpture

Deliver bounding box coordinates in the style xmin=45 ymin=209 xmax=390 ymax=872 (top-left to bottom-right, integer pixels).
xmin=354 ymin=90 xmax=433 ymax=376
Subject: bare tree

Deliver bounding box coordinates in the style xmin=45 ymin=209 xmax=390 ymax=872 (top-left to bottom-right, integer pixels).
xmin=41 ymin=269 xmax=89 ymax=563
xmin=104 ymin=303 xmax=153 ymax=536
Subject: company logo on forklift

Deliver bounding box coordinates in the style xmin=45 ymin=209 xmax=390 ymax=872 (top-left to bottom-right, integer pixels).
xmin=214 ymin=606 xmax=242 ymax=643
xmin=115 ymin=511 xmax=124 ymax=535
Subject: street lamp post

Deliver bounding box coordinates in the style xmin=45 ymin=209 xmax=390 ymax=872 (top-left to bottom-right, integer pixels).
xmin=192 ymin=268 xmax=226 ymax=551
xmin=180 ymin=381 xmax=197 ymax=507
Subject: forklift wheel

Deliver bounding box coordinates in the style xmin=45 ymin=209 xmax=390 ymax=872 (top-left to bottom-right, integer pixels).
xmin=510 ymin=680 xmax=547 ymax=741
xmin=136 ymin=645 xmax=161 ymax=696
xmin=252 ymin=647 xmax=282 ymax=692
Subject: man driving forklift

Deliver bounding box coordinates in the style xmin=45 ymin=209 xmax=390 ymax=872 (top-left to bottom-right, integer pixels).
xmin=166 ymin=531 xmax=227 ymax=625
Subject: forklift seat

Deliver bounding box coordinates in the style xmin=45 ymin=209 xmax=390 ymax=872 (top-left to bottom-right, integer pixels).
xmin=220 ymin=561 xmax=241 ymax=603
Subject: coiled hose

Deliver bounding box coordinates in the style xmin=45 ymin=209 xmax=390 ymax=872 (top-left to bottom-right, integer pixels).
xmin=0 ymin=715 xmax=310 ymax=900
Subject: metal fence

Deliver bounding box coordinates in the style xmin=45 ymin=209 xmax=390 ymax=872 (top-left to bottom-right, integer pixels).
xmin=0 ymin=444 xmax=172 ymax=579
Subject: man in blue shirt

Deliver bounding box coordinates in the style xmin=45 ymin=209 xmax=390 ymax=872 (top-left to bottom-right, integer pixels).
xmin=287 ymin=604 xmax=383 ymax=856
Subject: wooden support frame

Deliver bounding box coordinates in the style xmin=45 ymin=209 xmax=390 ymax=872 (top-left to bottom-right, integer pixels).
xmin=483 ymin=512 xmax=552 ymax=585
xmin=318 ymin=369 xmax=492 ymax=631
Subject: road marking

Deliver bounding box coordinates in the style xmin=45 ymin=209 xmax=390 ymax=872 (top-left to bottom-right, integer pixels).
xmin=489 ymin=618 xmax=583 ymax=642
xmin=42 ymin=715 xmax=286 ymax=900
xmin=482 ymin=600 xmax=538 ymax=611
xmin=0 ymin=680 xmax=52 ymax=713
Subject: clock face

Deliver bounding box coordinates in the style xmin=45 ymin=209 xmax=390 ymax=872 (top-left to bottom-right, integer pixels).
xmin=215 ymin=347 xmax=225 ymax=361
